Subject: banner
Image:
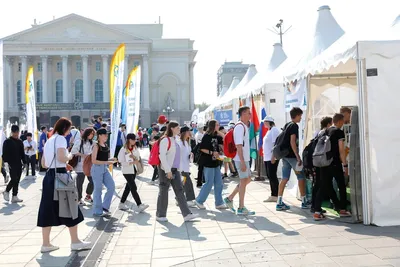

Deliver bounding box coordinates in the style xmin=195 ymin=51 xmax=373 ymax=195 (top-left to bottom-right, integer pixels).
xmin=191 ymin=108 xmax=199 ymax=123
xmin=25 ymin=66 xmax=38 ymax=144
xmin=0 ymin=41 xmax=3 ymax=160
xmin=213 ymin=110 xmax=233 ymax=126
xmin=109 ymin=44 xmax=125 ymax=157
xmin=285 ymin=79 xmax=307 ymax=111
xmin=125 ymin=66 xmax=141 ymax=134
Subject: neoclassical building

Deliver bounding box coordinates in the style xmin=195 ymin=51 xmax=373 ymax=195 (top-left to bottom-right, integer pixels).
xmin=1 ymin=14 xmax=196 ymax=128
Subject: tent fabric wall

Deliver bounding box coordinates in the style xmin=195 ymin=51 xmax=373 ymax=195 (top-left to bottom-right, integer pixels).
xmin=357 ymin=41 xmax=400 ymax=226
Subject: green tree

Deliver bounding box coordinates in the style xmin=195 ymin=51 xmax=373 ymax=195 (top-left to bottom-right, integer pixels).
xmin=195 ymin=102 xmax=209 ymax=112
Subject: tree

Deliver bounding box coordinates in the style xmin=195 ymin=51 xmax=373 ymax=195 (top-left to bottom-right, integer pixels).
xmin=195 ymin=102 xmax=209 ymax=112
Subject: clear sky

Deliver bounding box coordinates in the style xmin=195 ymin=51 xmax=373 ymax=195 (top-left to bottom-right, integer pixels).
xmin=1 ymin=0 xmax=398 ymax=104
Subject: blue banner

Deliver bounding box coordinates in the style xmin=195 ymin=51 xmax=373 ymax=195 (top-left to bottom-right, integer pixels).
xmin=214 ymin=110 xmax=233 ymax=126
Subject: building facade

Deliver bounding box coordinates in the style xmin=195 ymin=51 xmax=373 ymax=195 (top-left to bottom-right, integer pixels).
xmin=1 ymin=14 xmax=196 ymax=128
xmin=216 ymin=61 xmax=249 ymax=97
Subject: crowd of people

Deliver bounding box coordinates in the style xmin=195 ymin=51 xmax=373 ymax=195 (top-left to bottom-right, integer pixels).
xmin=0 ymin=105 xmax=353 ymax=254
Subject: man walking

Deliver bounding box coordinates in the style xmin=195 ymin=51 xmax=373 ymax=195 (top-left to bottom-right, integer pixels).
xmin=2 ymin=125 xmax=26 ymax=203
xmin=23 ymin=132 xmax=37 ymax=178
xmin=224 ymin=106 xmax=255 ymax=215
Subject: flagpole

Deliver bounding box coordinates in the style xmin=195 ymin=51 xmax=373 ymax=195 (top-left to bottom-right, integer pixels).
xmin=252 ymin=93 xmax=264 ymax=181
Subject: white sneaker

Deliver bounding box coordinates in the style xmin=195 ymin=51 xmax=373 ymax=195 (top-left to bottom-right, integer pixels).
xmin=11 ymin=196 xmax=23 ymax=203
xmin=156 ymin=217 xmax=168 ymax=222
xmin=138 ymin=204 xmax=149 ymax=213
xmin=78 ymin=200 xmax=86 ymax=206
xmin=4 ymin=175 xmax=9 ymax=184
xmin=216 ymin=204 xmax=228 ymax=209
xmin=119 ymin=203 xmax=129 ymax=211
xmin=3 ymin=191 xmax=10 ymax=202
xmin=71 ymin=241 xmax=92 ymax=251
xmin=187 ymin=200 xmax=196 ymax=207
xmin=41 ymin=245 xmax=59 ymax=253
xmin=184 ymin=213 xmax=199 ymax=222
xmin=195 ymin=200 xmax=205 ymax=209
xmin=263 ymin=196 xmax=278 ymax=203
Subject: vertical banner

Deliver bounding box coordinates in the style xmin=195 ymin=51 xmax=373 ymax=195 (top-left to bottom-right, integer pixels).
xmin=25 ymin=66 xmax=38 ymax=144
xmin=125 ymin=66 xmax=141 ymax=134
xmin=191 ymin=108 xmax=199 ymax=123
xmin=0 ymin=41 xmax=3 ymax=162
xmin=109 ymin=44 xmax=125 ymax=157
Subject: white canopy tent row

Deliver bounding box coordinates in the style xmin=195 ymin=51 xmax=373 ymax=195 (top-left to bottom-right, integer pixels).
xmin=282 ymin=16 xmax=400 ymax=226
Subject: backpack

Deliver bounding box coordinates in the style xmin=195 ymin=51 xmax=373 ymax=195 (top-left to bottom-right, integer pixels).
xmin=148 ymin=137 xmax=171 ymax=166
xmin=192 ymin=143 xmax=201 ymax=164
xmin=83 ymin=153 xmax=93 ymax=177
xmin=272 ymin=122 xmax=293 ymax=160
xmin=312 ymin=131 xmax=333 ymax=167
xmin=223 ymin=122 xmax=246 ymax=158
xmin=302 ymin=138 xmax=318 ymax=170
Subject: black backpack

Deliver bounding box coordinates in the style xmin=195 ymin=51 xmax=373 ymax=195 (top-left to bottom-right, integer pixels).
xmin=302 ymin=138 xmax=318 ymax=170
xmin=272 ymin=122 xmax=293 ymax=160
xmin=192 ymin=143 xmax=202 ymax=164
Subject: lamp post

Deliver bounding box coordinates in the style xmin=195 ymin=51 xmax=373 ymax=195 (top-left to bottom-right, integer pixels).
xmin=163 ymin=106 xmax=175 ymax=118
xmin=163 ymin=92 xmax=175 ymax=118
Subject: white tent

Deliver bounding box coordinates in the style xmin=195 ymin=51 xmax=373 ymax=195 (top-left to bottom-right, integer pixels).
xmin=219 ymin=85 xmax=230 ymax=97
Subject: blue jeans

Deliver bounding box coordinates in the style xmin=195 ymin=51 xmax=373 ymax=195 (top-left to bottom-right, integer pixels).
xmin=282 ymin=157 xmax=305 ymax=180
xmin=91 ymin=164 xmax=115 ymax=215
xmin=196 ymin=167 xmax=224 ymax=206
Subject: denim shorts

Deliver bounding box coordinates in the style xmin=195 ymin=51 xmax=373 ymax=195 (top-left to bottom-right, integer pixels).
xmin=234 ymin=161 xmax=251 ymax=179
xmin=282 ymin=157 xmax=305 ymax=180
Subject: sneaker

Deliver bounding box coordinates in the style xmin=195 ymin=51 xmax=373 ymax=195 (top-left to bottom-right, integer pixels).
xmin=41 ymin=245 xmax=60 ymax=253
xmin=222 ymin=173 xmax=228 ymax=179
xmin=102 ymin=208 xmax=111 ymax=216
xmin=187 ymin=201 xmax=196 ymax=207
xmin=237 ymin=207 xmax=256 ymax=216
xmin=119 ymin=203 xmax=129 ymax=211
xmin=156 ymin=217 xmax=168 ymax=222
xmin=71 ymin=241 xmax=92 ymax=251
xmin=263 ymin=196 xmax=278 ymax=203
xmin=230 ymin=172 xmax=238 ymax=177
xmin=78 ymin=200 xmax=86 ymax=206
xmin=339 ymin=210 xmax=352 ymax=217
xmin=313 ymin=212 xmax=326 ymax=221
xmin=11 ymin=196 xmax=23 ymax=203
xmin=223 ymin=197 xmax=236 ymax=212
xmin=4 ymin=175 xmax=10 ymax=184
xmin=276 ymin=202 xmax=290 ymax=211
xmin=84 ymin=195 xmax=93 ymax=203
xmin=184 ymin=213 xmax=199 ymax=222
xmin=195 ymin=200 xmax=206 ymax=209
xmin=137 ymin=204 xmax=149 ymax=212
xmin=3 ymin=191 xmax=10 ymax=202
xmin=310 ymin=208 xmax=327 ymax=214
xmin=301 ymin=202 xmax=310 ymax=209
xmin=216 ymin=204 xmax=228 ymax=209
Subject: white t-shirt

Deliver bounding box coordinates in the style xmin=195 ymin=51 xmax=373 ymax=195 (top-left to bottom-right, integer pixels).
xmin=177 ymin=139 xmax=191 ymax=173
xmin=233 ymin=122 xmax=250 ymax=162
xmin=195 ymin=131 xmax=204 ymax=145
xmin=70 ymin=129 xmax=81 ymax=144
xmin=23 ymin=139 xmax=37 ymax=156
xmin=262 ymin=127 xmax=280 ymax=161
xmin=44 ymin=134 xmax=68 ymax=168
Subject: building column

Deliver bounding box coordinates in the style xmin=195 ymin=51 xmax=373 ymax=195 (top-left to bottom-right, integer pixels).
xmin=7 ymin=57 xmax=14 ymax=108
xmin=142 ymin=55 xmax=150 ymax=109
xmin=102 ymin=55 xmax=109 ymax=102
xmin=41 ymin=56 xmax=48 ymax=103
xmin=189 ymin=62 xmax=195 ymax=110
xmin=20 ymin=56 xmax=28 ymax=103
xmin=62 ymin=55 xmax=69 ymax=103
xmin=82 ymin=55 xmax=89 ymax=102
xmin=47 ymin=57 xmax=53 ymax=102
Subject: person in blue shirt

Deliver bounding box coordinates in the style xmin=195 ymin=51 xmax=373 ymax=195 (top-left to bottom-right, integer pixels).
xmin=38 ymin=126 xmax=48 ymax=172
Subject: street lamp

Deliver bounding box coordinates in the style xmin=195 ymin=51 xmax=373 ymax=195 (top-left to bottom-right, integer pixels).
xmin=163 ymin=106 xmax=175 ymax=117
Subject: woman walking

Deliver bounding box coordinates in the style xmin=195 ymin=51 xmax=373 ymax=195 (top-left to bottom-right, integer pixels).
xmin=176 ymin=126 xmax=196 ymax=206
xmin=195 ymin=120 xmax=227 ymax=210
xmin=118 ymin=133 xmax=149 ymax=212
xmin=38 ymin=117 xmax=91 ymax=253
xmin=91 ymin=128 xmax=116 ymax=216
xmin=71 ymin=128 xmax=95 ymax=205
xmin=262 ymin=117 xmax=281 ymax=202
xmin=156 ymin=121 xmax=198 ymax=222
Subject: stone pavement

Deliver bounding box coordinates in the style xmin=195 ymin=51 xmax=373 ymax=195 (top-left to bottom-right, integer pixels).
xmin=1 ymin=148 xmax=400 ymax=267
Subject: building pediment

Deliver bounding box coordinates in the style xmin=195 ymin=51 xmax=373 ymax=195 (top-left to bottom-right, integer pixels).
xmin=2 ymin=14 xmax=148 ymax=43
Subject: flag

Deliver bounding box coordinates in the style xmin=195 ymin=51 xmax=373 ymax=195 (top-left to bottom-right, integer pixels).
xmin=109 ymin=44 xmax=125 ymax=158
xmin=239 ymin=97 xmax=244 ymax=107
xmin=191 ymin=108 xmax=199 ymax=123
xmin=121 ymin=85 xmax=127 ymax=124
xmin=249 ymin=94 xmax=260 ymax=159
xmin=258 ymin=107 xmax=268 ymax=156
xmin=125 ymin=66 xmax=141 ymax=134
xmin=25 ymin=66 xmax=38 ymax=159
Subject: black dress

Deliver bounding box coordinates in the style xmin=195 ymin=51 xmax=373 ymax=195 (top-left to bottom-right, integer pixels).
xmin=37 ymin=168 xmax=84 ymax=227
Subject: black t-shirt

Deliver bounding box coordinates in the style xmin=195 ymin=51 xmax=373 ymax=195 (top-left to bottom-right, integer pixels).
xmin=284 ymin=122 xmax=299 ymax=158
xmin=327 ymin=126 xmax=345 ymax=164
xmin=199 ymin=133 xmax=222 ymax=168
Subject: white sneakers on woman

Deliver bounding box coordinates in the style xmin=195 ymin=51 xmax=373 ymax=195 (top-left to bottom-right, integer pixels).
xmin=71 ymin=241 xmax=92 ymax=251
xmin=41 ymin=245 xmax=59 ymax=253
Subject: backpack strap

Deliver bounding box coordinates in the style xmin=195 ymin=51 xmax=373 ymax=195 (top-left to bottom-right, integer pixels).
xmin=159 ymin=136 xmax=172 ymax=151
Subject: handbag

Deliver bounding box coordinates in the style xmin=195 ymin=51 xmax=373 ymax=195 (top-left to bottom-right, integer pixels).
xmin=69 ymin=141 xmax=82 ymax=168
xmin=48 ymin=136 xmax=76 ymax=191
xmin=135 ymin=157 xmax=144 ymax=175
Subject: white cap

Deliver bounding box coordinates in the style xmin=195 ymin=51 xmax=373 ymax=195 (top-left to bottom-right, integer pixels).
xmin=263 ymin=116 xmax=274 ymax=122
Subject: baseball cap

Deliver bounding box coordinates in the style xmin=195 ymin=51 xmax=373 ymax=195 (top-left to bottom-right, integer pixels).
xmin=263 ymin=116 xmax=275 ymax=123
xmin=180 ymin=126 xmax=190 ymax=133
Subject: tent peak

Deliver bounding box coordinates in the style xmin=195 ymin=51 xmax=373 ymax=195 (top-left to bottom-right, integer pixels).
xmin=268 ymin=42 xmax=287 ymax=72
xmin=318 ymin=5 xmax=331 ymax=11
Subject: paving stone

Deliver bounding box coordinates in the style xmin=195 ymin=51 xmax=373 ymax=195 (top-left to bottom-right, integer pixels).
xmin=321 ymin=244 xmax=369 ymax=257
xmin=235 ymin=250 xmax=283 ymax=263
xmin=272 ymin=242 xmax=321 ymax=255
xmin=282 ymin=252 xmax=338 ymax=267
xmin=307 ymin=236 xmax=355 ymax=247
xmin=297 ymin=225 xmax=341 ymax=238
xmin=108 ymin=253 xmax=151 ymax=264
xmin=152 ymin=256 xmax=193 ymax=267
xmin=232 ymin=239 xmax=274 ymax=253
xmin=353 ymin=237 xmax=400 ymax=249
xmin=241 ymin=261 xmax=290 ymax=267
xmin=266 ymin=234 xmax=309 ymax=245
xmin=331 ymin=254 xmax=388 ymax=266
xmin=195 ymin=258 xmax=242 ymax=267
xmin=152 ymin=247 xmax=193 ymax=259
xmin=368 ymin=246 xmax=400 ymax=260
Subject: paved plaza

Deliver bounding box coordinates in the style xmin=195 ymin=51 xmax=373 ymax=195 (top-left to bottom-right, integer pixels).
xmin=1 ymin=149 xmax=400 ymax=267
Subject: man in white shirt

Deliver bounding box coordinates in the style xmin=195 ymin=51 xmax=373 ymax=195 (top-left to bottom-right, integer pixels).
xmin=23 ymin=132 xmax=37 ymax=177
xmin=224 ymin=106 xmax=255 ymax=215
xmin=195 ymin=123 xmax=204 ymax=145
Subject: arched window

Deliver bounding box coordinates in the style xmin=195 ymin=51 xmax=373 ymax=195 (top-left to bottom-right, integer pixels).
xmin=75 ymin=79 xmax=84 ymax=102
xmin=17 ymin=80 xmax=22 ymax=103
xmin=94 ymin=79 xmax=103 ymax=102
xmin=56 ymin=79 xmax=63 ymax=103
xmin=36 ymin=80 xmax=43 ymax=103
